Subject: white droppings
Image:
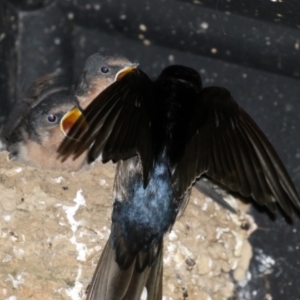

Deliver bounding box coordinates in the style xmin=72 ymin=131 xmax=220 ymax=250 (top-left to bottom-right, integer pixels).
xmin=120 ymin=14 xmax=126 ymax=20
xmin=62 ymin=189 xmax=87 ymax=261
xmin=13 ymin=247 xmax=24 ymax=256
xmin=53 ymin=176 xmax=64 ymax=183
xmin=216 ymin=227 xmax=230 ymax=239
xmin=295 ymin=40 xmax=299 ymax=50
xmin=99 ymin=179 xmax=107 ymax=186
xmin=230 ymin=259 xmax=239 ymax=271
xmin=180 ymin=245 xmax=194 ymax=258
xmin=167 ymin=242 xmax=176 ymax=253
xmin=61 ymin=190 xmax=87 ymax=298
xmin=167 ymin=283 xmax=175 ymax=292
xmin=5 ymin=296 xmax=17 ymax=300
xmin=211 ymin=48 xmax=217 ymax=54
xmin=65 ymin=265 xmax=83 ymax=300
xmin=196 ymin=234 xmax=205 ymax=240
xmin=3 ymin=254 xmax=13 ymax=263
xmin=208 ymin=257 xmax=213 ymax=268
xmin=3 ymin=215 xmax=11 ymax=222
xmin=5 ymin=167 xmax=23 ymax=176
xmin=168 ymin=230 xmax=178 ymax=241
xmin=6 ymin=273 xmax=24 ymax=288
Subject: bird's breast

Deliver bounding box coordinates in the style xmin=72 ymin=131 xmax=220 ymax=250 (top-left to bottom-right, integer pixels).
xmin=112 ymin=156 xmax=178 ymax=251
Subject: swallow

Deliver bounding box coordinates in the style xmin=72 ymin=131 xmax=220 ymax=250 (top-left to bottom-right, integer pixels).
xmin=58 ymin=59 xmax=300 ymax=300
xmin=2 ymin=72 xmax=69 ymax=141
xmin=4 ymin=73 xmax=86 ymax=171
xmin=74 ymin=53 xmax=137 ymax=109
xmin=2 ymin=55 xmax=138 ymax=170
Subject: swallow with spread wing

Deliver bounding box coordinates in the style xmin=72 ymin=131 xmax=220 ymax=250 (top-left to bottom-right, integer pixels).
xmin=58 ymin=56 xmax=300 ymax=300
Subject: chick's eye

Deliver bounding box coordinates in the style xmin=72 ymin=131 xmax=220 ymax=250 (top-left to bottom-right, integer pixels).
xmin=47 ymin=114 xmax=57 ymax=123
xmin=101 ymin=66 xmax=109 ymax=74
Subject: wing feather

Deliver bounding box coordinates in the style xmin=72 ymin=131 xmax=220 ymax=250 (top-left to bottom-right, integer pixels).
xmin=173 ymin=86 xmax=300 ymax=216
xmin=58 ymin=69 xmax=156 ymax=184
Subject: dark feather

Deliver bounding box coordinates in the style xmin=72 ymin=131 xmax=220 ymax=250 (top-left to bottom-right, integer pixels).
xmin=173 ymin=86 xmax=300 ymax=216
xmin=58 ymin=68 xmax=157 ymax=186
xmin=194 ymin=177 xmax=236 ymax=213
xmin=86 ymin=239 xmax=162 ymax=300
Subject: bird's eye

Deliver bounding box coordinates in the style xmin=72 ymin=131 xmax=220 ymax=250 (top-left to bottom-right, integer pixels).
xmin=101 ymin=66 xmax=109 ymax=74
xmin=47 ymin=114 xmax=57 ymax=123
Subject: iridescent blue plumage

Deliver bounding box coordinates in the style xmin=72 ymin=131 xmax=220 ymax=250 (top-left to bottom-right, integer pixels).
xmin=111 ymin=156 xmax=179 ymax=270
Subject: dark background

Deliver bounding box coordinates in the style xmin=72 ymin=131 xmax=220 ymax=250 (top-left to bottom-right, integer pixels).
xmin=1 ymin=0 xmax=300 ymax=299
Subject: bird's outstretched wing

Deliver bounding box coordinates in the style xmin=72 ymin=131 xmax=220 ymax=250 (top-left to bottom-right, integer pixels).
xmin=172 ymin=86 xmax=300 ymax=216
xmin=58 ymin=68 xmax=157 ymax=185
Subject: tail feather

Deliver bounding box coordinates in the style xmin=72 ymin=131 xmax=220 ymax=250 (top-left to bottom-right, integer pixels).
xmin=87 ymin=238 xmax=163 ymax=300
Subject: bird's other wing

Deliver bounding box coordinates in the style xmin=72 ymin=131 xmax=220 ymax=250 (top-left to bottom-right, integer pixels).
xmin=172 ymin=86 xmax=300 ymax=216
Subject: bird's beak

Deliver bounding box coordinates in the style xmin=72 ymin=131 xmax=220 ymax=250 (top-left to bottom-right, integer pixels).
xmin=60 ymin=106 xmax=87 ymax=137
xmin=115 ymin=63 xmax=139 ymax=81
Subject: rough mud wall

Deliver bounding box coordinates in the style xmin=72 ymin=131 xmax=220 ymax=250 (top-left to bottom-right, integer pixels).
xmin=0 ymin=151 xmax=254 ymax=300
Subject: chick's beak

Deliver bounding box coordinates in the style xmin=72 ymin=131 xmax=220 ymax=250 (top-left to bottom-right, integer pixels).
xmin=116 ymin=63 xmax=139 ymax=81
xmin=60 ymin=106 xmax=86 ymax=137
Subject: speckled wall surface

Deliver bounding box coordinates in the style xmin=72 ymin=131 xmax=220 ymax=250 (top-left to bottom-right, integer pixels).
xmin=1 ymin=0 xmax=300 ymax=299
